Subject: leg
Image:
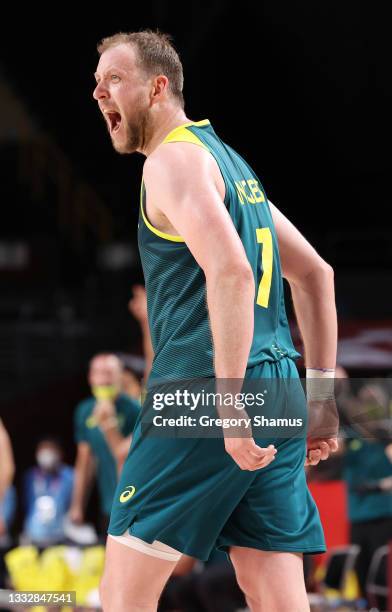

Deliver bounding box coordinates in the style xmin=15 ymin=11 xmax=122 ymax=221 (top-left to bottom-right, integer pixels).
xmin=230 ymin=546 xmax=309 ymax=612
xmin=100 ymin=537 xmax=178 ymax=612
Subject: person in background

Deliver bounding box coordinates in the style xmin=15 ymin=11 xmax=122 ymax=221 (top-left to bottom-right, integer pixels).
xmin=119 ymin=354 xmax=145 ymax=401
xmin=97 ymin=287 xmax=152 ymax=470
xmin=70 ymin=353 xmax=139 ymax=532
xmin=22 ymin=437 xmax=73 ymax=547
xmin=128 ymin=284 xmax=154 ymax=385
xmin=0 ymin=419 xmax=16 ymax=546
xmin=340 ymin=379 xmax=392 ymax=599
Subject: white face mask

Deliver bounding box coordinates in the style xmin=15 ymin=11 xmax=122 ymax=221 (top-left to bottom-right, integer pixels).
xmin=36 ymin=449 xmax=60 ymax=471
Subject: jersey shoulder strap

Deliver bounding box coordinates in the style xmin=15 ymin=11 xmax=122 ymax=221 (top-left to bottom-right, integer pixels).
xmin=162 ymin=119 xmax=210 ymax=150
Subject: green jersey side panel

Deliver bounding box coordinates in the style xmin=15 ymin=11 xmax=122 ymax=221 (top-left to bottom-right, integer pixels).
xmin=138 ymin=120 xmax=300 ymax=383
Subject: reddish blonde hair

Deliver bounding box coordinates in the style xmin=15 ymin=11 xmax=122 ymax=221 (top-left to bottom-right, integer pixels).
xmin=97 ymin=30 xmax=184 ymax=108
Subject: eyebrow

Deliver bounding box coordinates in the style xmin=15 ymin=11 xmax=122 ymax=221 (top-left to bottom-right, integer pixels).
xmin=94 ymin=66 xmax=127 ymax=81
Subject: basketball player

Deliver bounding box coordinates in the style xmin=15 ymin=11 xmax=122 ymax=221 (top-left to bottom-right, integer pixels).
xmin=93 ymin=31 xmax=338 ymax=612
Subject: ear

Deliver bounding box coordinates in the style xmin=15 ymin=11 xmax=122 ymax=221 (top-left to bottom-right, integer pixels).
xmin=150 ymin=75 xmax=169 ymax=104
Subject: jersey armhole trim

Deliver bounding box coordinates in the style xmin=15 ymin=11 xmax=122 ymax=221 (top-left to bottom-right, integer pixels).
xmin=140 ymin=181 xmax=185 ymax=243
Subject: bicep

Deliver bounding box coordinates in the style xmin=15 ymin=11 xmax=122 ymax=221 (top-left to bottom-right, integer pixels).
xmin=269 ymin=200 xmax=327 ymax=283
xmin=144 ymin=145 xmax=250 ymax=275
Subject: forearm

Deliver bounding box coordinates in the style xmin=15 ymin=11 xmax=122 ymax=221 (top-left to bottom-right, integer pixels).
xmin=71 ymin=458 xmax=94 ymax=509
xmin=289 ymin=264 xmax=337 ymax=368
xmin=101 ymin=423 xmax=130 ymax=464
xmin=141 ymin=320 xmax=154 ymax=383
xmin=206 ymin=266 xmax=255 ymax=378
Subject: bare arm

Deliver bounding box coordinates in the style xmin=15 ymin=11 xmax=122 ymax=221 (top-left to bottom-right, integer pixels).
xmin=0 ymin=419 xmax=15 ymax=502
xmin=142 ymin=144 xmax=276 ymax=471
xmin=70 ymin=442 xmax=95 ymax=523
xmin=270 ymin=201 xmax=338 ymax=463
xmin=140 ymin=313 xmax=154 ymax=384
xmin=128 ymin=285 xmax=154 ymax=384
xmin=269 ymin=201 xmax=337 ymax=369
xmin=92 ymin=400 xmax=132 ymax=472
xmin=144 ymin=144 xmax=255 ymax=379
xmin=99 ymin=423 xmax=131 ymax=473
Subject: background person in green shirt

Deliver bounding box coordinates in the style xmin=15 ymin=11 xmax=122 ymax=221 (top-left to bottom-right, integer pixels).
xmin=341 ymin=381 xmax=392 ymax=598
xmin=344 ymin=437 xmax=392 ymax=598
xmin=70 ymin=353 xmax=140 ymax=532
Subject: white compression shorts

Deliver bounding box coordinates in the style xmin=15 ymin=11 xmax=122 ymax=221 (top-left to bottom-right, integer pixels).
xmin=108 ymin=531 xmax=182 ymax=562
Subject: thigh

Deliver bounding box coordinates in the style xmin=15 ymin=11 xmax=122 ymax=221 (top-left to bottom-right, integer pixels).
xmin=230 ymin=546 xmax=308 ymax=612
xmin=102 ymin=535 xmax=178 ymax=598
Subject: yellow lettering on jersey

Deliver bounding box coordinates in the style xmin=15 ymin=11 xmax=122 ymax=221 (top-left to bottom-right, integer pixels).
xmin=247 ymin=179 xmax=265 ymax=203
xmin=256 ymin=227 xmax=273 ymax=307
xmin=235 ymin=179 xmax=265 ymax=205
xmin=244 ymin=180 xmax=255 ymax=203
xmin=235 ymin=180 xmax=248 ymax=204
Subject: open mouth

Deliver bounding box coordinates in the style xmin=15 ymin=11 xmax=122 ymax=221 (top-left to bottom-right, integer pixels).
xmin=105 ymin=111 xmax=122 ymax=134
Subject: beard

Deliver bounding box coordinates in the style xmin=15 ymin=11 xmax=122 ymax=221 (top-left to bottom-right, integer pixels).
xmin=111 ymin=107 xmax=149 ymax=155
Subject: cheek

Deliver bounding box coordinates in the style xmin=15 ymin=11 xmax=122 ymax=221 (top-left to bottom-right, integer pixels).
xmin=124 ymin=88 xmax=149 ymax=114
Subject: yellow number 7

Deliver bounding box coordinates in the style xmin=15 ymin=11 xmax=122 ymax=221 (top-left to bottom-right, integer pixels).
xmin=256 ymin=227 xmax=273 ymax=308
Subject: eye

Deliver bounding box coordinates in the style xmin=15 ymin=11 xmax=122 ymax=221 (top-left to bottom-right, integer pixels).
xmin=111 ymin=74 xmax=120 ymax=82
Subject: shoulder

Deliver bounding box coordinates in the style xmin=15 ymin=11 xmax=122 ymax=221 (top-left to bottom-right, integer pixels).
xmin=143 ymin=140 xmax=214 ymax=188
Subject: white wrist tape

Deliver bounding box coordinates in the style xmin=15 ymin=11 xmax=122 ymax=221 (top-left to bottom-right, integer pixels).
xmin=306 ymin=368 xmax=335 ymax=401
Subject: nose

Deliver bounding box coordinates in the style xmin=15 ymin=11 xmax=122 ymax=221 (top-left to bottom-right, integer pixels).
xmin=93 ymin=80 xmax=109 ymax=101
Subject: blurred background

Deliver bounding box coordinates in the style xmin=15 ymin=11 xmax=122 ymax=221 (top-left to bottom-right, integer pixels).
xmin=0 ymin=1 xmax=391 ymax=609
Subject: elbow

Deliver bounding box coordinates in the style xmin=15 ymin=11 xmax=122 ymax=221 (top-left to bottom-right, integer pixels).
xmin=306 ymin=258 xmax=335 ymax=294
xmin=301 ymin=255 xmax=334 ymax=282
xmin=207 ymin=257 xmax=254 ymax=282
xmin=315 ymin=259 xmax=334 ymax=280
xmin=231 ymin=261 xmax=255 ymax=284
xmin=209 ymin=260 xmax=255 ymax=292
xmin=290 ymin=258 xmax=334 ymax=292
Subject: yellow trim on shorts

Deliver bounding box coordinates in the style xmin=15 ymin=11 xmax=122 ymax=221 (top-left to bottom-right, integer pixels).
xmin=140 ymin=120 xmax=210 ymax=243
xmin=140 ymin=181 xmax=185 ymax=243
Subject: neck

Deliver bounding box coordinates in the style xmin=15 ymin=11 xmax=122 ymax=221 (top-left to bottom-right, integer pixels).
xmin=140 ymin=106 xmax=190 ymax=156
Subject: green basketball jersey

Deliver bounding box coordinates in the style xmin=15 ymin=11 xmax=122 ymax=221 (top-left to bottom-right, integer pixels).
xmin=138 ymin=119 xmax=300 ymax=383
